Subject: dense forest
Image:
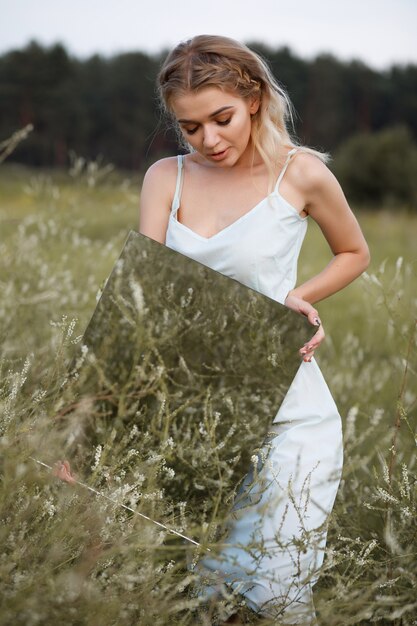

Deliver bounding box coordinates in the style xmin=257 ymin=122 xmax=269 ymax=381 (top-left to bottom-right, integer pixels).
xmin=1 ymin=40 xmax=417 ymax=206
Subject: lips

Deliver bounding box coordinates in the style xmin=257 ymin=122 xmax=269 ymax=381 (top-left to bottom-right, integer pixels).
xmin=209 ymin=147 xmax=229 ymax=160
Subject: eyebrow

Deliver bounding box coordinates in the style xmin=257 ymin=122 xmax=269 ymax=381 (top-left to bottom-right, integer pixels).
xmin=177 ymin=106 xmax=234 ymax=124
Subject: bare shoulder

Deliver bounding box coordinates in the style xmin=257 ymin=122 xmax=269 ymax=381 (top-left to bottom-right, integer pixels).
xmin=139 ymin=156 xmax=179 ymax=243
xmin=142 ymin=155 xmax=178 ymax=190
xmin=289 ymin=150 xmax=347 ymax=213
xmin=285 ymin=148 xmax=370 ymax=265
xmin=291 ymin=150 xmax=335 ymax=193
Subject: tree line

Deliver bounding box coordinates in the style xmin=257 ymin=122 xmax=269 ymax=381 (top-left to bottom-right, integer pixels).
xmin=1 ymin=40 xmax=417 ymax=207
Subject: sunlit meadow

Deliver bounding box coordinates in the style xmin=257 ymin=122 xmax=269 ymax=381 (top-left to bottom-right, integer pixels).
xmin=0 ymin=152 xmax=416 ymax=625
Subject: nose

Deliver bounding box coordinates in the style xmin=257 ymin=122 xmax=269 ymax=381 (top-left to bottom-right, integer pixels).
xmin=202 ymin=124 xmax=220 ymax=149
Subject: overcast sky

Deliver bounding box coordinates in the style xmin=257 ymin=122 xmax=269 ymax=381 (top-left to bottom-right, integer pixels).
xmin=1 ymin=0 xmax=416 ymax=71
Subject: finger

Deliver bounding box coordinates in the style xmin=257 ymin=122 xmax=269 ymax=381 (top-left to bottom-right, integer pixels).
xmin=52 ymin=460 xmax=63 ymax=475
xmin=307 ymin=310 xmax=321 ymax=327
xmin=301 ymin=343 xmax=317 ymax=361
xmin=300 ymin=347 xmax=315 ymax=360
xmin=296 ymin=301 xmax=320 ymax=324
xmin=62 ymin=470 xmax=76 ymax=484
xmin=300 ymin=347 xmax=315 ymax=362
xmin=52 ymin=460 xmax=76 ymax=484
xmin=63 ymin=463 xmax=76 ymax=483
xmin=310 ymin=324 xmax=325 ymax=344
xmin=300 ymin=327 xmax=325 ymax=354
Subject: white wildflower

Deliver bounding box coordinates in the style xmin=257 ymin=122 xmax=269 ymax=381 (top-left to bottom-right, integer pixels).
xmin=164 ymin=467 xmax=175 ymax=479
xmin=133 ymin=472 xmax=146 ymax=485
xmin=382 ymin=460 xmax=390 ymax=485
xmin=370 ymin=407 xmax=384 ymax=426
xmin=267 ymin=353 xmax=278 ymax=367
xmin=180 ymin=287 xmax=193 ymax=307
xmin=376 ymin=487 xmax=399 ymax=504
xmin=66 ymin=317 xmax=77 ymax=340
xmin=147 ymin=452 xmax=163 ymax=464
xmin=345 ymin=405 xmax=358 ymax=441
xmin=32 ymin=388 xmax=47 ymax=403
xmin=400 ymin=505 xmax=412 ymax=518
xmin=129 ymin=424 xmax=139 ymax=440
xmin=128 ymin=489 xmax=141 ymax=508
xmin=92 ymin=444 xmax=102 ymax=470
xmin=224 ymin=396 xmax=234 ymax=413
xmin=75 ymin=344 xmax=89 ymax=369
xmin=142 ymin=490 xmax=164 ymax=501
xmin=400 ymin=463 xmax=411 ymax=500
xmin=395 ymin=256 xmax=403 ymax=273
xmin=114 ymin=259 xmax=124 ymax=276
xmin=126 ymin=449 xmax=140 ymax=460
xmin=42 ymin=498 xmax=56 ymax=518
xmin=361 ymin=539 xmax=378 ymax=561
xmin=129 ymin=276 xmax=146 ymax=314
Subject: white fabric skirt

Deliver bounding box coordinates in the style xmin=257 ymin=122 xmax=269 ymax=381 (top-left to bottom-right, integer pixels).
xmin=195 ymin=357 xmax=343 ymax=624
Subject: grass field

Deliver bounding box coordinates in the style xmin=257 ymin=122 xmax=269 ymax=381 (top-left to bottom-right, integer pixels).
xmin=1 ymin=161 xmax=416 ymax=625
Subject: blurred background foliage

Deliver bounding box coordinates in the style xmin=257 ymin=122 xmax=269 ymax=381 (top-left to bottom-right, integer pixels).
xmin=1 ymin=40 xmax=417 ymax=208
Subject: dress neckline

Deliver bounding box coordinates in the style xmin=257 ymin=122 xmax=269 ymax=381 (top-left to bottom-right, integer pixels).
xmin=171 ymin=195 xmax=267 ymax=242
xmin=169 ymin=189 xmax=307 ymax=242
xmin=170 ymin=147 xmax=307 ymax=241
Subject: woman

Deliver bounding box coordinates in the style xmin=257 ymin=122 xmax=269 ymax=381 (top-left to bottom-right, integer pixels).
xmin=139 ymin=35 xmax=370 ymax=624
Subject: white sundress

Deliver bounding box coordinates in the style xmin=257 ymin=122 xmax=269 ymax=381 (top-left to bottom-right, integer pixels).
xmin=164 ymin=148 xmax=343 ymax=624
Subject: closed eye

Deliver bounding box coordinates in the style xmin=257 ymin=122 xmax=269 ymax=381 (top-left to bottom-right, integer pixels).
xmin=183 ymin=117 xmax=232 ymax=135
xmin=217 ymin=118 xmax=231 ymax=126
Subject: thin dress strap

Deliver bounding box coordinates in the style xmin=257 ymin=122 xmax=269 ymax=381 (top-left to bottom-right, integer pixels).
xmin=274 ymin=147 xmax=300 ymax=193
xmin=171 ymin=155 xmax=185 ymax=217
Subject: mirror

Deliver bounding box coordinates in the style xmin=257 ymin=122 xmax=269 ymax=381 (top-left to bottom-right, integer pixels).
xmin=51 ymin=230 xmax=311 ymax=551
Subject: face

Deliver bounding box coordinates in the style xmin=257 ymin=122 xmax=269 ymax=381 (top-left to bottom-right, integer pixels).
xmin=170 ymin=86 xmax=260 ymax=168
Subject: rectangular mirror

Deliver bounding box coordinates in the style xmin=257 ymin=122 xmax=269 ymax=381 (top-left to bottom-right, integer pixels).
xmin=54 ymin=230 xmax=311 ymax=551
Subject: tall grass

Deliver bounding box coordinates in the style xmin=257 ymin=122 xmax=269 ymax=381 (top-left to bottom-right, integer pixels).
xmin=0 ymin=158 xmax=416 ymax=625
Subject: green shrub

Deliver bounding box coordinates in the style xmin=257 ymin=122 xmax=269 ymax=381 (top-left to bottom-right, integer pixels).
xmin=332 ymin=126 xmax=417 ymax=209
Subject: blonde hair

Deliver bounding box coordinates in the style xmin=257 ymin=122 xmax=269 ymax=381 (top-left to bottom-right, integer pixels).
xmin=157 ymin=35 xmax=330 ymax=190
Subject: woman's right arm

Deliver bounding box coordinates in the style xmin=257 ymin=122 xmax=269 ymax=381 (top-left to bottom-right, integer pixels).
xmin=138 ymin=157 xmax=177 ymax=244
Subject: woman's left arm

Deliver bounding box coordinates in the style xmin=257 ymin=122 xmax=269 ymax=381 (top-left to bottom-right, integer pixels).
xmin=284 ymin=154 xmax=370 ymax=361
xmin=288 ymin=155 xmax=370 ymax=305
